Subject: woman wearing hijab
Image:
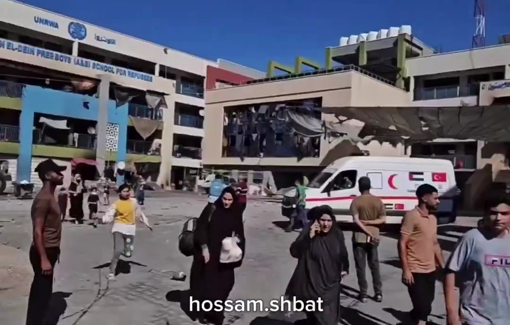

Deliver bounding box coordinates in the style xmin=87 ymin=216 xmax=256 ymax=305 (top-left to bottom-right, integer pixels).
xmin=190 ymin=186 xmax=245 ymax=325
xmin=286 ymin=205 xmax=349 ymax=325
xmin=68 ymin=174 xmax=86 ymax=224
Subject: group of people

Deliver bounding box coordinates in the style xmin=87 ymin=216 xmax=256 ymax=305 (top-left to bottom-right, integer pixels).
xmin=25 ymin=158 xmax=510 ymax=325
xmin=56 ymin=174 xmax=113 ymax=223
xmin=26 ymin=159 xmax=153 ymax=325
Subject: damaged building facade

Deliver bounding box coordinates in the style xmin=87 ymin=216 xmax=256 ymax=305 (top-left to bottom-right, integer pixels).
xmin=0 ymin=0 xmax=262 ymax=189
xmin=204 ymin=25 xmax=510 ymax=201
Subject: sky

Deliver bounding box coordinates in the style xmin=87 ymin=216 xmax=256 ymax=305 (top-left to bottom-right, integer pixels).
xmin=23 ymin=0 xmax=510 ymax=72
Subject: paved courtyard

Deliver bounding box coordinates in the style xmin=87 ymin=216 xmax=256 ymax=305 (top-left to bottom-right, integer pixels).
xmin=0 ymin=193 xmax=478 ymax=325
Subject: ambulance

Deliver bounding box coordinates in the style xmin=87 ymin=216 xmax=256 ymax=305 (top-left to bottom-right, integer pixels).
xmin=305 ymin=156 xmax=458 ymax=225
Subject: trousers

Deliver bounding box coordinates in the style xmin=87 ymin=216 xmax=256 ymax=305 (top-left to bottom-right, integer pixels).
xmin=353 ymin=242 xmax=382 ymax=296
xmin=407 ymin=271 xmax=437 ymax=322
xmin=26 ymin=246 xmax=60 ymax=325
xmin=110 ymin=232 xmax=135 ymax=274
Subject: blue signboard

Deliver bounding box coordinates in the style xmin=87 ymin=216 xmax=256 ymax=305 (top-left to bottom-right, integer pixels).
xmin=0 ymin=38 xmax=153 ymax=83
xmin=34 ymin=16 xmax=59 ymax=29
xmin=95 ymin=34 xmax=116 ymax=45
xmin=68 ymin=22 xmax=87 ymax=40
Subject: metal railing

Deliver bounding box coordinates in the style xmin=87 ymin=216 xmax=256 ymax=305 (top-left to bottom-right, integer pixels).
xmin=177 ymin=81 xmax=204 ymax=98
xmin=174 ymin=114 xmax=204 ymax=128
xmin=218 ymin=64 xmax=396 ymax=88
xmin=127 ymin=140 xmax=160 ymax=155
xmin=0 ymin=124 xmax=19 ymax=142
xmin=414 ymin=84 xmax=479 ymax=101
xmin=173 ymin=145 xmax=201 ymax=159
xmin=0 ymin=81 xmax=24 ymax=98
xmin=33 ymin=130 xmax=96 ymax=149
xmin=412 ymin=154 xmax=476 ymax=169
xmin=128 ymin=103 xmax=163 ymax=120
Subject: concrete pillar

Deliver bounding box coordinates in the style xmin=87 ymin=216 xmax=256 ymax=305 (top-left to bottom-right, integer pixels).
xmin=247 ymin=170 xmax=254 ymax=184
xmin=409 ymin=76 xmax=415 ymax=101
xmin=72 ymin=41 xmax=79 ymax=56
xmin=476 ymin=140 xmax=485 ymax=169
xmin=325 ymin=48 xmax=333 ymax=70
xmin=396 ymin=34 xmax=408 ymax=89
xmin=231 ymin=170 xmax=239 ymax=182
xmin=505 ymin=65 xmax=510 ymax=80
xmin=155 ymin=64 xmax=160 ymax=77
xmin=96 ymin=75 xmax=110 ymax=179
xmin=157 ymin=95 xmax=175 ymax=188
xmin=358 ymin=42 xmax=367 ymax=66
xmin=17 ymin=109 xmax=34 ymax=182
xmin=116 ymin=105 xmax=128 ymax=186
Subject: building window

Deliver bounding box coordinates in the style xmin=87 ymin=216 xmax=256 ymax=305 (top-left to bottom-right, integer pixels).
xmin=222 ymin=99 xmax=322 ymax=159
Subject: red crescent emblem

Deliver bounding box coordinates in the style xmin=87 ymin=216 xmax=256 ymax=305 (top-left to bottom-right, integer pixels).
xmin=388 ymin=174 xmax=398 ymax=190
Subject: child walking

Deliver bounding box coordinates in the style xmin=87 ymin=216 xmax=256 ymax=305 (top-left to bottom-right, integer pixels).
xmin=100 ymin=184 xmax=152 ymax=280
xmin=57 ymin=187 xmax=68 ymax=221
xmin=87 ymin=187 xmax=100 ymax=220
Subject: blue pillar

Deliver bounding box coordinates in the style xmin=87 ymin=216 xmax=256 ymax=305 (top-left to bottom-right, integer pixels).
xmin=115 ymin=103 xmax=128 ymax=186
xmin=17 ymin=109 xmax=34 ymax=182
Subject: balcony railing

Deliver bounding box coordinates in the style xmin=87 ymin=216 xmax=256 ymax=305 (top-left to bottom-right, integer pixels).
xmin=177 ymin=81 xmax=204 ymax=99
xmin=412 ymin=154 xmax=476 ymax=169
xmin=173 ymin=145 xmax=201 ymax=159
xmin=0 ymin=124 xmax=19 ymax=142
xmin=127 ymin=140 xmax=160 ymax=155
xmin=414 ymin=84 xmax=479 ymax=101
xmin=174 ymin=114 xmax=204 ymax=129
xmin=128 ymin=103 xmax=163 ymax=120
xmin=33 ymin=130 xmax=96 ymax=149
xmin=0 ymin=81 xmax=24 ymax=98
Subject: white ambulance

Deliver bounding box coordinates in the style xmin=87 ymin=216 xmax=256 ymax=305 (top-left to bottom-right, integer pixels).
xmin=305 ymin=156 xmax=458 ymax=225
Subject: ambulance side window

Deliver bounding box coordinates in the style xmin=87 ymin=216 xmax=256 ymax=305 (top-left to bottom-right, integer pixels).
xmin=323 ymin=170 xmax=357 ymax=193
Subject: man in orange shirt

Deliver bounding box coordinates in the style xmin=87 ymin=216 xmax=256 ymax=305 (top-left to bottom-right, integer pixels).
xmin=399 ymin=184 xmax=445 ymax=325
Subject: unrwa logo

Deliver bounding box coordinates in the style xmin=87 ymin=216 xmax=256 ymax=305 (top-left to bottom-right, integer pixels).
xmin=34 ymin=16 xmax=59 ymax=29
xmin=68 ymin=22 xmax=87 ymax=40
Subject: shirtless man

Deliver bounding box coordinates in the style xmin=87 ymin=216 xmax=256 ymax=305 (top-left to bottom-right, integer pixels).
xmin=26 ymin=159 xmax=66 ymax=325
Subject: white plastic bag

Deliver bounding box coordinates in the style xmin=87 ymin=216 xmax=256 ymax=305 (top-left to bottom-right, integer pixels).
xmin=219 ymin=232 xmax=243 ymax=263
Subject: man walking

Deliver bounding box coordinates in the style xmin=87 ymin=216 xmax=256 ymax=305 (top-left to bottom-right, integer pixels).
xmin=444 ymin=193 xmax=510 ymax=325
xmin=399 ymin=184 xmax=445 ymax=325
xmin=350 ymin=176 xmax=385 ymax=303
xmin=26 ymin=159 xmax=66 ymax=325
xmin=236 ymin=177 xmax=248 ymax=214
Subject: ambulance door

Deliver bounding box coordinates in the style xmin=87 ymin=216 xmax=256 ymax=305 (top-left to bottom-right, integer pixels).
xmin=321 ymin=169 xmax=359 ymax=221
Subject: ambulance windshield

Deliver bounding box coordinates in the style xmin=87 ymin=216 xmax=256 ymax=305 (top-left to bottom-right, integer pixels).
xmin=308 ymin=169 xmax=335 ymax=188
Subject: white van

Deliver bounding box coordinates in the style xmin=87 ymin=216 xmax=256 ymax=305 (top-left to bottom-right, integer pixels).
xmin=305 ymin=156 xmax=458 ymax=225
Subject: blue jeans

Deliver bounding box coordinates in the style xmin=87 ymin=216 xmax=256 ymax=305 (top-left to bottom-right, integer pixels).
xmin=295 ymin=205 xmax=308 ymax=229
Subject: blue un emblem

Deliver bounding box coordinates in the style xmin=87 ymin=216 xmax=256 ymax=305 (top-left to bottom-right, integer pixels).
xmin=68 ymin=22 xmax=87 ymax=41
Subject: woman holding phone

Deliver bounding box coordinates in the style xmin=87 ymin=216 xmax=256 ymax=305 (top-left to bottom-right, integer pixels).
xmin=286 ymin=206 xmax=350 ymax=325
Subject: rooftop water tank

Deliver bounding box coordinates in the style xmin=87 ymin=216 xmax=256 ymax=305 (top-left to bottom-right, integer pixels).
xmin=367 ymin=31 xmax=378 ymax=41
xmin=378 ymin=29 xmax=388 ymax=39
xmin=358 ymin=33 xmax=369 ymax=42
xmin=348 ymin=35 xmax=358 ymax=45
xmin=399 ymin=25 xmax=412 ymax=35
xmin=388 ymin=27 xmax=399 ymax=37
xmin=339 ymin=37 xmax=349 ymax=46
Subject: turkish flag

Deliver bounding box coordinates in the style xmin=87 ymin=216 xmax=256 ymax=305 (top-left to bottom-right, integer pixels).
xmin=432 ymin=172 xmax=447 ymax=182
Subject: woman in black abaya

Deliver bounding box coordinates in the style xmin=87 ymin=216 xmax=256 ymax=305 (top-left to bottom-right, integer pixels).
xmin=68 ymin=174 xmax=86 ymax=224
xmin=286 ymin=205 xmax=349 ymax=325
xmin=190 ymin=186 xmax=245 ymax=325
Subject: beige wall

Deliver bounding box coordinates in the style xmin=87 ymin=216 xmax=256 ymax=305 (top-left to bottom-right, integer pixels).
xmin=204 ymin=70 xmax=410 ymax=167
xmin=407 ymin=43 xmax=510 ymax=77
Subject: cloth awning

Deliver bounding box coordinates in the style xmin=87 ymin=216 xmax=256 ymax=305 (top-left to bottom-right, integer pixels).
xmin=39 ymin=117 xmax=69 ymax=130
xmin=314 ymin=105 xmax=510 ymax=142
